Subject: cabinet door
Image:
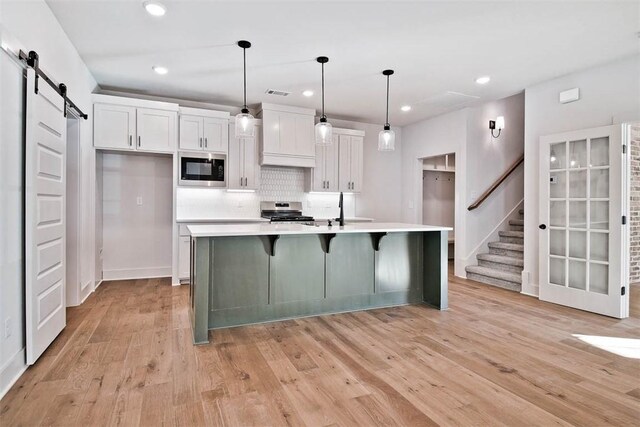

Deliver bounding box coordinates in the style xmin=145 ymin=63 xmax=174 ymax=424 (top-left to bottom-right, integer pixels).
xmin=203 ymin=117 xmax=229 ymax=153
xmin=179 ymin=115 xmax=203 ymax=151
xmin=243 ymin=136 xmax=259 ymax=190
xmin=261 ymin=110 xmax=281 ymax=154
xmin=227 ymin=124 xmax=243 ymax=190
xmin=350 ymin=136 xmax=364 ymax=192
xmin=338 ymin=134 xmax=352 ymax=191
xmin=137 ymin=108 xmax=176 ymax=153
xmin=325 ymin=134 xmax=340 ymax=191
xmin=179 ymin=236 xmax=190 ymax=280
xmin=312 ymin=145 xmax=326 ymax=191
xmin=94 ymin=103 xmax=136 ymax=151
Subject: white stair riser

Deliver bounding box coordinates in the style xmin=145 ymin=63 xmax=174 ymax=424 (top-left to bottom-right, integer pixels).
xmin=467 ymin=273 xmax=522 ymax=292
xmin=510 ymin=225 xmax=524 ymax=232
xmin=478 ymin=259 xmax=524 ymax=274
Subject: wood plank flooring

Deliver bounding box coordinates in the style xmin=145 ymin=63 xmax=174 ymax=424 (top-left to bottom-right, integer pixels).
xmin=2 ymin=270 xmax=639 ymax=426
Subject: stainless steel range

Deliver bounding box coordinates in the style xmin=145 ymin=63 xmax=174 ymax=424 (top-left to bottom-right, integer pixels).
xmin=260 ymin=201 xmax=315 ymax=224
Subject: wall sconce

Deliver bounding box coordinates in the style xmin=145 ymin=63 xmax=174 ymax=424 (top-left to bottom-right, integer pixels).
xmin=489 ymin=116 xmax=505 ymax=138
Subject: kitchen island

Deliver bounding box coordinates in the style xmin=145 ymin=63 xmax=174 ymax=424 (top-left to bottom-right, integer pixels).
xmin=188 ymin=223 xmax=451 ymax=344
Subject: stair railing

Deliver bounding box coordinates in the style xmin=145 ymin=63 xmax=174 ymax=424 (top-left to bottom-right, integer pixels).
xmin=467 ymin=154 xmax=524 ymax=211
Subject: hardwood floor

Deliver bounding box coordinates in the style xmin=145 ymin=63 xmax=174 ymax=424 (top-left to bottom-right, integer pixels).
xmin=2 ymin=271 xmax=639 ymax=426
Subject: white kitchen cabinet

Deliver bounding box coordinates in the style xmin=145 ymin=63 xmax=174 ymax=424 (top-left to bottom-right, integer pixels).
xmin=179 ymin=115 xmax=203 ymax=150
xmin=338 ymin=132 xmax=364 ymax=192
xmin=93 ymin=95 xmax=178 ymax=154
xmin=309 ymin=133 xmax=339 ymax=192
xmin=258 ymin=104 xmax=316 ymax=167
xmin=179 ymin=112 xmax=229 ymax=153
xmin=228 ymin=122 xmax=260 ymax=190
xmin=94 ymin=103 xmax=137 ymax=151
xmin=136 ymin=108 xmax=176 ymax=153
xmin=178 ymin=236 xmax=190 ymax=280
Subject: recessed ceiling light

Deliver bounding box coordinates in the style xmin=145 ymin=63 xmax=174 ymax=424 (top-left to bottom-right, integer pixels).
xmin=302 ymin=90 xmax=314 ymax=97
xmin=401 ymin=105 xmax=412 ymax=112
xmin=143 ymin=1 xmax=166 ymax=17
xmin=475 ymin=76 xmax=491 ymax=85
xmin=152 ymin=66 xmax=168 ymax=75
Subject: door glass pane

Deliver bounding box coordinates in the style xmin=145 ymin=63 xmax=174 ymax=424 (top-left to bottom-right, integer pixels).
xmin=590 ymin=232 xmax=608 ymax=262
xmin=550 ymin=172 xmax=566 ymax=198
xmin=550 ymin=201 xmax=566 ymax=227
xmin=589 ymin=263 xmax=608 ymax=294
xmin=590 ymin=137 xmax=609 ymax=167
xmin=568 ymin=260 xmax=586 ymax=290
xmin=550 ymin=142 xmax=566 ymax=170
xmin=569 ymin=231 xmax=586 ymax=259
xmin=549 ymin=257 xmax=565 ymax=286
xmin=569 ymin=170 xmax=587 ymax=198
xmin=590 ymin=169 xmax=609 ymax=198
xmin=569 ymin=139 xmax=587 ymax=168
xmin=550 ymin=229 xmax=566 ymax=256
xmin=569 ymin=201 xmax=587 ymax=228
xmin=590 ymin=201 xmax=609 ymax=229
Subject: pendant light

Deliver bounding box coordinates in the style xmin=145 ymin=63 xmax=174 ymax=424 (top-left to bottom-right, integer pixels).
xmin=235 ymin=40 xmax=255 ymax=138
xmin=315 ymin=56 xmax=333 ymax=145
xmin=378 ymin=69 xmax=396 ymax=151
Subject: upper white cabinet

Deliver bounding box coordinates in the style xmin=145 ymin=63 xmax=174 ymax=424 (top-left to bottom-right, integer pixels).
xmin=93 ymin=95 xmax=177 ymax=154
xmin=258 ymin=103 xmax=316 ymax=167
xmin=178 ymin=107 xmax=229 ymax=153
xmin=228 ymin=121 xmax=260 ymax=190
xmin=338 ymin=130 xmax=364 ymax=193
xmin=308 ymin=133 xmax=340 ymax=192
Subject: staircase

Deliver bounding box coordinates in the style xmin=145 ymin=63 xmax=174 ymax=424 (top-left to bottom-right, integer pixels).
xmin=465 ymin=209 xmax=524 ymax=292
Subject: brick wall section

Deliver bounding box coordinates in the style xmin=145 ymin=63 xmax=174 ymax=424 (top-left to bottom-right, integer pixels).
xmin=630 ymin=125 xmax=640 ymax=283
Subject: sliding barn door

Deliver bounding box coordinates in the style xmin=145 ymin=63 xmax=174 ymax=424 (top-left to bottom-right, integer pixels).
xmin=25 ymin=68 xmax=67 ymax=364
xmin=539 ymin=124 xmax=628 ymax=318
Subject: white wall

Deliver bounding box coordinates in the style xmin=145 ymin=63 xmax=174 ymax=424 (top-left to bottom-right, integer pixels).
xmin=523 ymin=55 xmax=640 ymax=296
xmin=0 ymin=0 xmax=98 ymax=398
xmin=401 ymin=93 xmax=525 ymax=278
xmin=0 ymin=47 xmax=26 ymax=398
xmin=101 ymin=153 xmax=173 ymax=280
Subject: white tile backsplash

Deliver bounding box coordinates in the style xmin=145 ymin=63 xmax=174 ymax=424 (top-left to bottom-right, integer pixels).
xmin=177 ymin=166 xmax=355 ymax=220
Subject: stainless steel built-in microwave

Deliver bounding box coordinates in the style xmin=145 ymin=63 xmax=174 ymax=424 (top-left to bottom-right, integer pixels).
xmin=178 ymin=152 xmax=226 ymax=187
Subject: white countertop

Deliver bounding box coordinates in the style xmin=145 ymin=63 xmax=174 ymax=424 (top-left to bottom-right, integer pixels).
xmin=313 ymin=216 xmax=375 ymax=223
xmin=176 ymin=218 xmax=270 ymax=224
xmin=187 ymin=222 xmax=452 ymax=237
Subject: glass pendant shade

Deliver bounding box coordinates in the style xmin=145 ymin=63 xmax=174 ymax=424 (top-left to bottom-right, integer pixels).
xmin=315 ymin=120 xmax=333 ymax=145
xmin=378 ymin=127 xmax=396 ymax=151
xmin=235 ymin=110 xmax=255 ymax=138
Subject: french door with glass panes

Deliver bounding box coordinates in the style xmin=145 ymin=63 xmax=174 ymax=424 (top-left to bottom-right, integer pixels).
xmin=539 ymin=124 xmax=628 ymax=318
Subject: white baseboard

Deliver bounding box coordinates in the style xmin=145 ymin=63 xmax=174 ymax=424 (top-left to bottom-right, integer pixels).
xmin=0 ymin=347 xmax=27 ymax=400
xmin=102 ymin=266 xmax=171 ymax=281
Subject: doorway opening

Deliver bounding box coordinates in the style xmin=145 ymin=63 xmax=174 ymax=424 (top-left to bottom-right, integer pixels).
xmin=422 ymin=153 xmax=456 ymax=265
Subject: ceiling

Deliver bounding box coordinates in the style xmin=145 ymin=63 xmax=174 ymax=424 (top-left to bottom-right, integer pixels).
xmin=46 ymin=0 xmax=639 ymax=126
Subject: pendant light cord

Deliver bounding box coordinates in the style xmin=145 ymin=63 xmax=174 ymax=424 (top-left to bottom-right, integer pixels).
xmin=243 ymin=47 xmax=247 ymax=109
xmin=385 ymin=74 xmax=390 ymax=126
xmin=321 ymin=62 xmax=326 ymax=119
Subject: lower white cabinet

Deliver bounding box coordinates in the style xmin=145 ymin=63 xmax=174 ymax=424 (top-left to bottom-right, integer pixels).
xmin=228 ymin=122 xmax=260 ymax=190
xmin=178 ymin=236 xmax=190 ymax=280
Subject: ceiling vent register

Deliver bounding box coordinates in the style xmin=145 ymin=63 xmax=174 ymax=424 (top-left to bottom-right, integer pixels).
xmin=265 ymin=89 xmax=290 ymax=97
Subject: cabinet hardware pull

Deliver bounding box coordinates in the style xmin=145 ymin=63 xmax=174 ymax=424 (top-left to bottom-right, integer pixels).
xmin=244 ymin=177 xmax=248 ymax=186
xmin=205 ymin=137 xmax=208 ymax=148
xmin=199 ymin=137 xmax=203 ymax=148
xmin=129 ymin=135 xmax=132 ymax=146
xmin=240 ymin=177 xmax=243 ymax=186
xmin=138 ymin=136 xmax=141 ymax=147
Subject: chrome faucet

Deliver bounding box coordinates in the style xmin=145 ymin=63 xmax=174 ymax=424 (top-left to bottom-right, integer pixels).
xmin=338 ymin=192 xmax=345 ymax=226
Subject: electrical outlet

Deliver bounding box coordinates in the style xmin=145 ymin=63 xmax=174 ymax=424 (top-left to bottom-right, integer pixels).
xmin=4 ymin=317 xmax=11 ymax=338
xmin=136 ymin=196 xmax=143 ymax=206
